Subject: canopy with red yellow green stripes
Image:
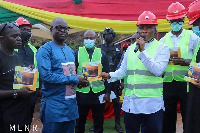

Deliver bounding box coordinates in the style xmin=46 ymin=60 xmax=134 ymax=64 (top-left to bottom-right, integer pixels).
xmin=0 ymin=0 xmax=193 ymax=34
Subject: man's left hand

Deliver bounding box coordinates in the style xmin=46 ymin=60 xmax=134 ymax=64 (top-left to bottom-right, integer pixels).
xmin=171 ymin=57 xmax=190 ymax=66
xmin=103 ymin=93 xmax=110 ymax=103
xmin=28 ymin=65 xmax=35 ymax=70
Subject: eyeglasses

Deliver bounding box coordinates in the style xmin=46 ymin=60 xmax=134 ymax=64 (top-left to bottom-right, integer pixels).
xmin=54 ymin=25 xmax=70 ymax=32
xmin=83 ymin=37 xmax=96 ymax=40
xmin=0 ymin=22 xmax=19 ymax=35
xmin=170 ymin=21 xmax=184 ymax=25
xmin=169 ymin=19 xmax=184 ymax=24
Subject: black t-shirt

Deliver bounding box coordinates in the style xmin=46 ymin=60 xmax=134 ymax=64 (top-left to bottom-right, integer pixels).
xmin=18 ymin=45 xmax=34 ymax=67
xmin=0 ymin=50 xmax=23 ymax=90
xmin=0 ymin=50 xmax=32 ymax=126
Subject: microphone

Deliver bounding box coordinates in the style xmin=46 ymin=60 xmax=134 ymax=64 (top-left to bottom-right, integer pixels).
xmin=134 ymin=36 xmax=145 ymax=53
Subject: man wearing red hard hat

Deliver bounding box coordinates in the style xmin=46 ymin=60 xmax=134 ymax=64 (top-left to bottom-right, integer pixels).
xmin=185 ymin=1 xmax=200 ymax=133
xmin=15 ymin=17 xmax=39 ymax=123
xmin=100 ymin=11 xmax=170 ymax=133
xmin=159 ymin=2 xmax=200 ymax=133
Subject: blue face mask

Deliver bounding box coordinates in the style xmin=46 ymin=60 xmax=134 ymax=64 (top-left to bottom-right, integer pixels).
xmin=170 ymin=22 xmax=183 ymax=32
xmin=83 ymin=39 xmax=95 ymax=49
xmin=192 ymin=26 xmax=200 ymax=37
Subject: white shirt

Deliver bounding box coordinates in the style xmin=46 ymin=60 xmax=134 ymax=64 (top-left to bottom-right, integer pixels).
xmin=159 ymin=30 xmax=200 ymax=56
xmin=108 ymin=39 xmax=170 ymax=114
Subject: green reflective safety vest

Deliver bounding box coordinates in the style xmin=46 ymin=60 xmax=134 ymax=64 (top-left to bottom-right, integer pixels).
xmin=15 ymin=43 xmax=39 ymax=88
xmin=124 ymin=40 xmax=163 ymax=97
xmin=192 ymin=41 xmax=200 ymax=62
xmin=76 ymin=46 xmax=105 ymax=93
xmin=163 ymin=29 xmax=193 ymax=82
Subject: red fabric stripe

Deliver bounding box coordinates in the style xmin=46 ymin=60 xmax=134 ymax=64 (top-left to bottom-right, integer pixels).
xmin=5 ymin=0 xmax=192 ymax=21
xmin=87 ymin=102 xmax=123 ymax=120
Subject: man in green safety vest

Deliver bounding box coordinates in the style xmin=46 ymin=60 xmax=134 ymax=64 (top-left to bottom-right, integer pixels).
xmin=185 ymin=1 xmax=200 ymax=133
xmin=100 ymin=11 xmax=170 ymax=133
xmin=15 ymin=17 xmax=39 ymax=122
xmin=74 ymin=30 xmax=110 ymax=133
xmin=159 ymin=2 xmax=200 ymax=133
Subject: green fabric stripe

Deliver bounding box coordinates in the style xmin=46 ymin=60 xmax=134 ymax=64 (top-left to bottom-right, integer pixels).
xmin=0 ymin=7 xmax=40 ymax=24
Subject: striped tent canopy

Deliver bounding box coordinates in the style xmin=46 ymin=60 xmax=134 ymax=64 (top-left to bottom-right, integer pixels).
xmin=0 ymin=0 xmax=193 ymax=34
xmin=0 ymin=6 xmax=40 ymax=24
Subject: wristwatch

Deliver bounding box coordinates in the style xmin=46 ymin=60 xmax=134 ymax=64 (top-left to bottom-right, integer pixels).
xmin=13 ymin=90 xmax=18 ymax=98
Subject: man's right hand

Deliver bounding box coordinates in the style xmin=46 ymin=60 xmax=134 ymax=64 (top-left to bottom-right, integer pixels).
xmin=78 ymin=77 xmax=90 ymax=88
xmin=17 ymin=87 xmax=33 ymax=98
xmin=118 ymin=82 xmax=124 ymax=96
xmin=193 ymin=79 xmax=200 ymax=88
xmin=99 ymin=72 xmax=111 ymax=80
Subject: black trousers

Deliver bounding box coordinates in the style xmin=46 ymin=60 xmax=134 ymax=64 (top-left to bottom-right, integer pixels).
xmin=124 ymin=110 xmax=163 ymax=133
xmin=163 ymin=80 xmax=188 ymax=133
xmin=185 ymin=83 xmax=200 ymax=133
xmin=75 ymin=103 xmax=105 ymax=133
xmin=30 ymin=90 xmax=38 ymax=119
xmin=111 ymin=81 xmax=121 ymax=124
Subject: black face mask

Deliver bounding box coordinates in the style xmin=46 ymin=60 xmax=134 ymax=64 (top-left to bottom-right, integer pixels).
xmin=105 ymin=36 xmax=114 ymax=43
xmin=21 ymin=31 xmax=31 ymax=43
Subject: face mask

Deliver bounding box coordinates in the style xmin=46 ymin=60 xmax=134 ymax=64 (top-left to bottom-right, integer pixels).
xmin=192 ymin=26 xmax=200 ymax=37
xmin=21 ymin=31 xmax=31 ymax=43
xmin=105 ymin=35 xmax=113 ymax=43
xmin=170 ymin=22 xmax=183 ymax=32
xmin=83 ymin=39 xmax=95 ymax=49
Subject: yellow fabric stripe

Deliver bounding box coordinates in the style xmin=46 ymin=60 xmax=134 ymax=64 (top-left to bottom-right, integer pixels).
xmin=0 ymin=0 xmax=192 ymax=33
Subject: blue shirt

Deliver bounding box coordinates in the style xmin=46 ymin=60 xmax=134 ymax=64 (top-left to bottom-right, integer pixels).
xmin=36 ymin=41 xmax=79 ymax=123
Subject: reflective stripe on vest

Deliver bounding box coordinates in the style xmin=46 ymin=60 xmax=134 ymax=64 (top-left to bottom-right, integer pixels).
xmin=77 ymin=71 xmax=82 ymax=76
xmin=76 ymin=47 xmax=105 ymax=93
xmin=163 ymin=29 xmax=193 ymax=82
xmin=124 ymin=83 xmax=163 ymax=90
xmin=127 ymin=70 xmax=155 ymax=76
xmin=192 ymin=41 xmax=200 ymax=62
xmin=124 ymin=40 xmax=163 ymax=97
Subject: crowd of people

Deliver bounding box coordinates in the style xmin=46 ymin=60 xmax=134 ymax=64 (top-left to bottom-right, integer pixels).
xmin=0 ymin=0 xmax=200 ymax=133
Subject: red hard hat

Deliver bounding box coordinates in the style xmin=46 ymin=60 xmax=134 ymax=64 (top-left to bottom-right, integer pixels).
xmin=166 ymin=2 xmax=187 ymax=20
xmin=15 ymin=17 xmax=32 ymax=28
xmin=136 ymin=11 xmax=158 ymax=26
xmin=188 ymin=0 xmax=200 ymax=25
xmin=122 ymin=43 xmax=129 ymax=48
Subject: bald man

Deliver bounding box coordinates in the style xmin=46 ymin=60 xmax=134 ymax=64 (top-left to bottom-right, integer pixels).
xmin=74 ymin=30 xmax=110 ymax=133
xmin=36 ymin=17 xmax=89 ymax=133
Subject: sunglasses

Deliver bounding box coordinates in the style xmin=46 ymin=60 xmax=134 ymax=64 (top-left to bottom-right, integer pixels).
xmin=54 ymin=25 xmax=70 ymax=32
xmin=0 ymin=22 xmax=19 ymax=35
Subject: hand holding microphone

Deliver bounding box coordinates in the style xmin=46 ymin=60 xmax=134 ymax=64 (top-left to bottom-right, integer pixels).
xmin=134 ymin=36 xmax=145 ymax=53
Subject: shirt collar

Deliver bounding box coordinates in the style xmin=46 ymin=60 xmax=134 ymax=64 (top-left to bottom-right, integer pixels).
xmin=144 ymin=38 xmax=155 ymax=49
xmin=145 ymin=38 xmax=155 ymax=43
xmin=170 ymin=29 xmax=184 ymax=38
